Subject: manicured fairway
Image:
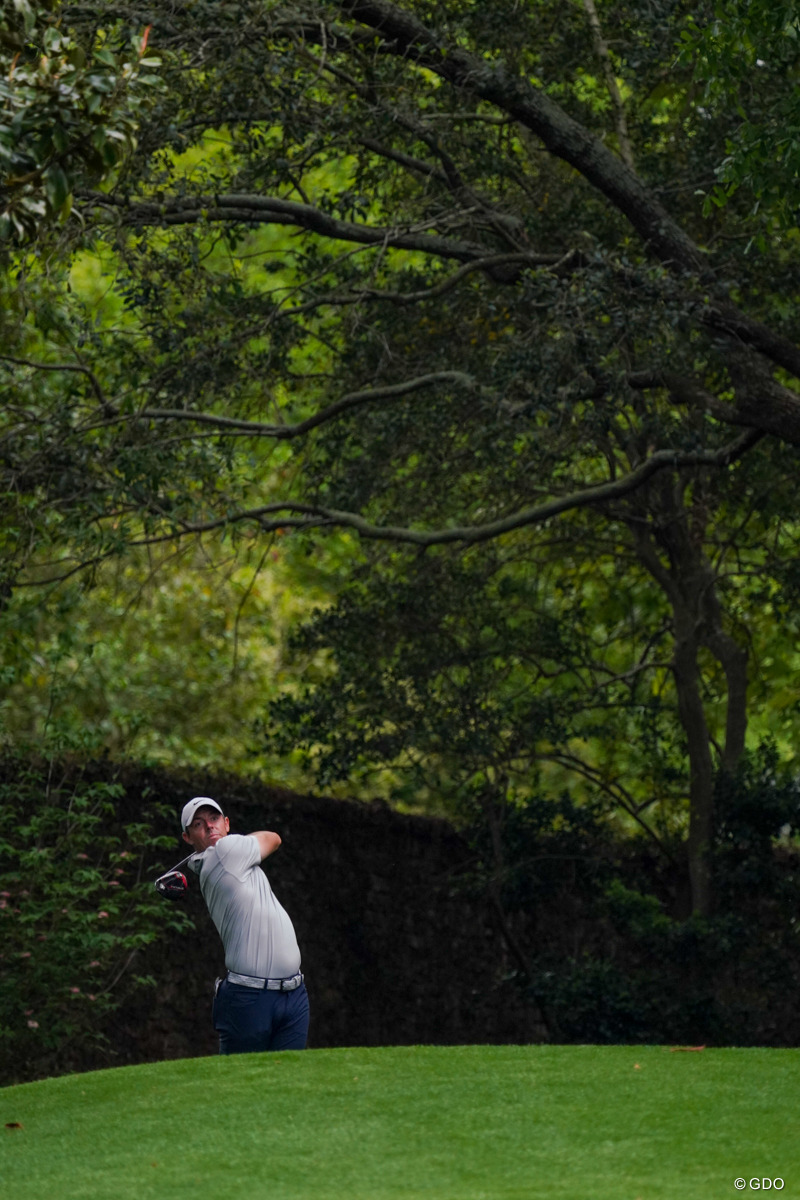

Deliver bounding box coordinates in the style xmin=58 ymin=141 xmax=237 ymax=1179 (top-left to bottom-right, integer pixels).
xmin=1 ymin=1044 xmax=797 ymax=1200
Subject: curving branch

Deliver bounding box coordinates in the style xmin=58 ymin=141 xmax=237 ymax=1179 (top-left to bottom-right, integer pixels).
xmin=77 ymin=189 xmax=494 ymax=264
xmin=66 ymin=2 xmax=800 ymax=388
xmin=540 ymin=749 xmax=677 ymax=861
xmin=0 ymin=354 xmax=111 ymax=409
xmin=93 ymin=371 xmax=478 ymax=438
xmin=107 ymin=428 xmax=763 ymax=551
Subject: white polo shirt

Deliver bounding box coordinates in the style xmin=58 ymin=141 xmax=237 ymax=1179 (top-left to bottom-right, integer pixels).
xmin=189 ymin=833 xmax=301 ymax=979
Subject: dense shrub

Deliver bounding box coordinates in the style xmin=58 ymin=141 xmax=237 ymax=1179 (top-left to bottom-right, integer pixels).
xmin=463 ymin=754 xmax=800 ymax=1046
xmin=0 ymin=749 xmax=192 ymax=1081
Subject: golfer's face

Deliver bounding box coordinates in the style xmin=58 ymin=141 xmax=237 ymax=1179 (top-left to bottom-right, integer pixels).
xmin=183 ymin=808 xmax=230 ymax=852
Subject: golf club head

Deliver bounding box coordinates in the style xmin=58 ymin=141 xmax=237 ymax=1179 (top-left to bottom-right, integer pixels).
xmin=154 ymin=869 xmax=189 ymax=900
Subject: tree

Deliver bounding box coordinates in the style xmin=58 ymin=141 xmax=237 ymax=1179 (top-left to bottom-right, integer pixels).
xmin=3 ymin=0 xmax=800 ymax=913
xmin=268 ymin=453 xmax=800 ymax=911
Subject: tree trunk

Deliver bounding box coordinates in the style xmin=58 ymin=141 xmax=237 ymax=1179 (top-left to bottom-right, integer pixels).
xmin=625 ymin=472 xmax=749 ymax=916
xmin=672 ymin=617 xmax=715 ymax=916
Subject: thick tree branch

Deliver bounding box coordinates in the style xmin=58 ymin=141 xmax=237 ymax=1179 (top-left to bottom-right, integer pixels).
xmin=77 ymin=199 xmax=800 ymax=389
xmin=630 ymin=368 xmax=800 ymax=445
xmin=339 ymin=0 xmax=800 ymax=382
xmin=341 ymin=0 xmax=705 ymax=273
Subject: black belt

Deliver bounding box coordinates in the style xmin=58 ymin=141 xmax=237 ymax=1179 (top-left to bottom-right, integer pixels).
xmin=227 ymin=970 xmax=304 ymax=992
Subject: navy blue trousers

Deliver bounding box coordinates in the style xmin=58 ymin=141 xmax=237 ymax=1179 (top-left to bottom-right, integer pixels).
xmin=213 ymin=978 xmax=310 ymax=1054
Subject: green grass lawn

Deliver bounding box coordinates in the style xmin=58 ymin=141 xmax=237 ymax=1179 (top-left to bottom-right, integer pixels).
xmin=1 ymin=1044 xmax=797 ymax=1199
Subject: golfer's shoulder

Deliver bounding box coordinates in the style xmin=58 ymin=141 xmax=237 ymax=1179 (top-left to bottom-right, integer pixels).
xmin=217 ymin=832 xmax=260 ymax=867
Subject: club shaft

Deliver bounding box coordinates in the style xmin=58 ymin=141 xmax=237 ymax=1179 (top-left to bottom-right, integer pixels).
xmin=165 ymin=852 xmax=195 ymax=874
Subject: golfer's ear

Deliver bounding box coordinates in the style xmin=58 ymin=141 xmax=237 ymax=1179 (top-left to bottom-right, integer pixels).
xmin=182 ymin=830 xmax=191 ymax=845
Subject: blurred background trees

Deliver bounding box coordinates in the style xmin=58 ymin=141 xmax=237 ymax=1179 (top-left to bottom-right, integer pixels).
xmin=2 ymin=0 xmax=800 ymax=920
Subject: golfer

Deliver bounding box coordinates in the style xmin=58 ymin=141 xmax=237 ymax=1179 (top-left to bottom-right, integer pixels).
xmin=180 ymin=796 xmax=310 ymax=1053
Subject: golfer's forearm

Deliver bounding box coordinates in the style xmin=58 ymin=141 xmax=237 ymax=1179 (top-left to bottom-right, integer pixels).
xmin=251 ymin=830 xmax=282 ymax=860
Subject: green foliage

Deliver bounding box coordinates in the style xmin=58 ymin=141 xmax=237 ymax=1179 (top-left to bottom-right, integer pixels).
xmin=267 ymin=546 xmax=593 ymax=805
xmin=683 ymin=0 xmax=800 ymax=231
xmin=0 ymin=540 xmax=335 ymax=783
xmin=713 ymin=741 xmax=800 ymax=896
xmin=533 ymin=956 xmax=654 ymax=1043
xmin=0 ymin=1 xmax=162 ymax=240
xmin=0 ymin=741 xmax=192 ymax=1080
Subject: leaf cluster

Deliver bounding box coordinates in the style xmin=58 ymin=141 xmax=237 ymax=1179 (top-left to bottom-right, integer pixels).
xmin=0 ymin=1 xmax=162 ymax=241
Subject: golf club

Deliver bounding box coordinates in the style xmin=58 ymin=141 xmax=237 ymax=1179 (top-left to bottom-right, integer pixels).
xmin=154 ymin=852 xmax=196 ymax=900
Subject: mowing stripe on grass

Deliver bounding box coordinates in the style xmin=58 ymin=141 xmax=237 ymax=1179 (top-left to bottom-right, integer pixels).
xmin=1 ymin=1045 xmax=797 ymax=1199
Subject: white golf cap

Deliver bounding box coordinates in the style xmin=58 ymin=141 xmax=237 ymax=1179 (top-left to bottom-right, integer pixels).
xmin=181 ymin=796 xmax=224 ymax=830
